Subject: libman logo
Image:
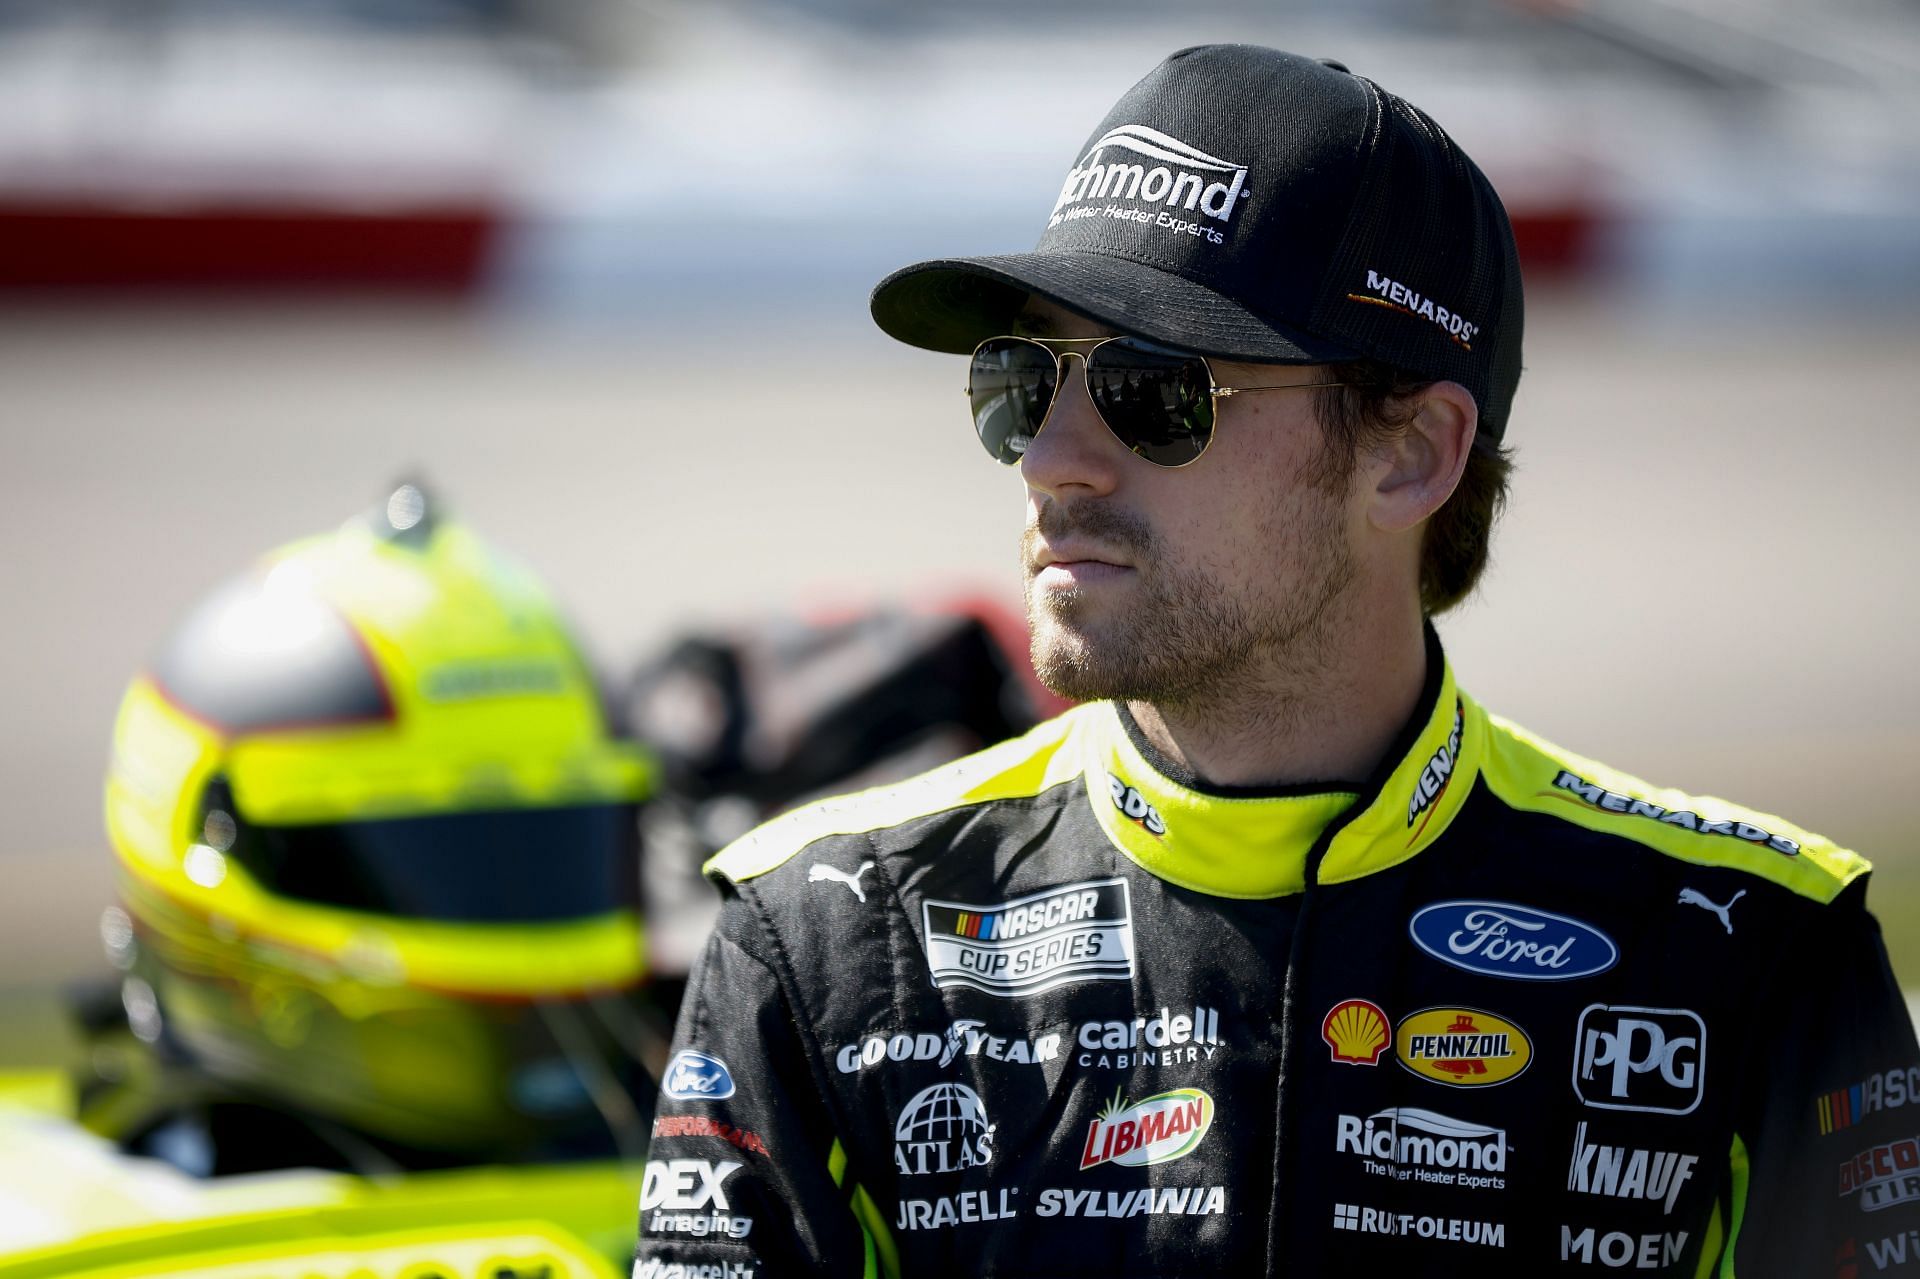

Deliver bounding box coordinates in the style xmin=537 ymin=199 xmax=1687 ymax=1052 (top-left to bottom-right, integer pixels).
xmin=1079 ymin=1087 xmax=1215 ymax=1170
xmin=1048 ymin=125 xmax=1249 ymax=241
xmin=1546 ymin=770 xmax=1801 ymax=857
xmin=1395 ymin=1007 xmax=1533 ymax=1089
xmin=1349 ymin=270 xmax=1480 ymax=349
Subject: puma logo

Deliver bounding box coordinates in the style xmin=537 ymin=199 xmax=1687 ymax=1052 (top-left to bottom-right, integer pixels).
xmin=1678 ymin=887 xmax=1745 ymax=934
xmin=809 ymin=860 xmax=876 ymax=903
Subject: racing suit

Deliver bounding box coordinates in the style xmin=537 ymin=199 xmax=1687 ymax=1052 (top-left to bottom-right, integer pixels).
xmin=633 ymin=635 xmax=1920 ymax=1277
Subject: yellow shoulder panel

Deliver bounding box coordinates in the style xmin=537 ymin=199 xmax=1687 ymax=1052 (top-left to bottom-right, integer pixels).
xmin=1479 ymin=712 xmax=1868 ymax=904
xmin=705 ymin=708 xmax=1091 ymax=884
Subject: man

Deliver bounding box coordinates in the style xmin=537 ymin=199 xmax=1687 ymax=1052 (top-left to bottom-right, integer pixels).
xmin=634 ymin=46 xmax=1918 ymax=1276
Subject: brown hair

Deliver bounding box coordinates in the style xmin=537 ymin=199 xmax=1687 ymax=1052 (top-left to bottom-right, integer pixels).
xmin=1310 ymin=360 xmax=1514 ymax=616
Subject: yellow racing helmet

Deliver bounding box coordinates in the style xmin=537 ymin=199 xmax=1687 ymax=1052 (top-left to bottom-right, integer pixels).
xmin=101 ymin=484 xmax=654 ymax=1157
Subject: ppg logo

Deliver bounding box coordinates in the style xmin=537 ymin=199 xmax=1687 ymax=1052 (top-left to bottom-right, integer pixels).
xmin=1573 ymin=1005 xmax=1706 ymax=1116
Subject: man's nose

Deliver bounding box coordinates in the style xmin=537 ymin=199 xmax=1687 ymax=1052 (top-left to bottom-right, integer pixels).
xmin=1018 ymin=354 xmax=1123 ymax=499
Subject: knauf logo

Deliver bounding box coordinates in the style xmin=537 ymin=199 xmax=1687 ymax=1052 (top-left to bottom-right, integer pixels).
xmin=1047 ymin=125 xmax=1249 ymax=245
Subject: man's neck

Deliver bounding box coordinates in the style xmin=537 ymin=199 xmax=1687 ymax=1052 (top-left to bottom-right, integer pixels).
xmin=1124 ymin=611 xmax=1431 ymax=790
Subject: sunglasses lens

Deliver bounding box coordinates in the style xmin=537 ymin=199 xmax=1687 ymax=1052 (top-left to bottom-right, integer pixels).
xmin=1086 ymin=339 xmax=1214 ymax=466
xmin=968 ymin=338 xmax=1058 ymax=465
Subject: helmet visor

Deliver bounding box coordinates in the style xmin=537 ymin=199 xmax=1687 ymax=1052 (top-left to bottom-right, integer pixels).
xmin=218 ymin=799 xmax=640 ymax=923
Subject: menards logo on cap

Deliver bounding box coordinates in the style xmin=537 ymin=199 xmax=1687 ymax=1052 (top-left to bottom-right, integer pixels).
xmin=1395 ymin=1007 xmax=1532 ymax=1088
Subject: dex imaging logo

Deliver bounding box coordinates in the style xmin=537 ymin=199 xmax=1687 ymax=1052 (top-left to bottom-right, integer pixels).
xmin=1574 ymin=1006 xmax=1706 ymax=1116
xmin=922 ymin=879 xmax=1134 ymax=998
xmin=640 ymin=1158 xmax=752 ymax=1240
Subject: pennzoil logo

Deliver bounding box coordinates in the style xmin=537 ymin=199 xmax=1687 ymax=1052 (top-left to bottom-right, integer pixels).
xmin=1323 ymin=999 xmax=1391 ymax=1066
xmin=1079 ymin=1087 xmax=1215 ymax=1170
xmin=1395 ymin=1007 xmax=1532 ymax=1089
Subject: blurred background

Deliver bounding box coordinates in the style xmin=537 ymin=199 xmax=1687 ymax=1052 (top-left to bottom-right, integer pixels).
xmin=3 ymin=0 xmax=1919 ymax=1056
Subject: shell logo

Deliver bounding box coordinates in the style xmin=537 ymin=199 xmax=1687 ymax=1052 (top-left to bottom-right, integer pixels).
xmin=1322 ymin=999 xmax=1391 ymax=1065
xmin=1394 ymin=1006 xmax=1533 ymax=1088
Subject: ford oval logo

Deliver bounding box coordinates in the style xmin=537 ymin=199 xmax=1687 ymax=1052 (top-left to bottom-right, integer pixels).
xmin=1409 ymin=900 xmax=1618 ymax=981
xmin=662 ymin=1048 xmax=737 ymax=1101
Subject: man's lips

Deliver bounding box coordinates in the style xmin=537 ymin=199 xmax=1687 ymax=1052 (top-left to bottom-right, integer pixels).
xmin=1029 ymin=540 xmax=1132 ymax=572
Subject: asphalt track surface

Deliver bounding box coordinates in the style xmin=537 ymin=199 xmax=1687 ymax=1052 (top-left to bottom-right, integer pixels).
xmin=2 ymin=293 xmax=1916 ymax=1004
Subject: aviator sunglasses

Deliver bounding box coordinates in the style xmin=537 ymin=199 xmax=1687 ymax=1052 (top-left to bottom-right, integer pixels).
xmin=966 ymin=334 xmax=1348 ymax=468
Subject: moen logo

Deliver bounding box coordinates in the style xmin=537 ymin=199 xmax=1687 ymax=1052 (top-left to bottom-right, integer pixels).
xmin=1107 ymin=774 xmax=1167 ymax=836
xmin=1047 ymin=124 xmax=1249 ymax=242
xmin=1395 ymin=1007 xmax=1532 ymax=1088
xmin=1409 ymin=900 xmax=1619 ymax=982
xmin=1574 ymin=1006 xmax=1706 ymax=1116
xmin=1323 ymin=999 xmax=1391 ymax=1065
xmin=1079 ymin=1088 xmax=1214 ymax=1170
xmin=922 ymin=879 xmax=1134 ymax=998
xmin=1840 ymin=1135 xmax=1920 ymax=1213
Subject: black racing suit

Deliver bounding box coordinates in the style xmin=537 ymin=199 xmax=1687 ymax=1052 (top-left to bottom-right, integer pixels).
xmin=633 ymin=639 xmax=1920 ymax=1277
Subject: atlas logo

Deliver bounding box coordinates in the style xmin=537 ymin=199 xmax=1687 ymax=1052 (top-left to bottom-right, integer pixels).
xmin=1410 ymin=900 xmax=1618 ymax=981
xmin=641 ymin=1158 xmax=752 ymax=1240
xmin=1819 ymin=1066 xmax=1920 ymax=1135
xmin=1049 ymin=124 xmax=1249 ymax=223
xmin=1567 ymin=1122 xmax=1698 ymax=1214
xmin=1547 ymin=770 xmax=1801 ymax=856
xmin=1561 ymin=1226 xmax=1690 ymax=1269
xmin=1574 ymin=1006 xmax=1706 ymax=1116
xmin=662 ymin=1049 xmax=736 ymax=1101
xmin=922 ymin=879 xmax=1134 ymax=998
xmin=894 ymin=1082 xmax=996 ymax=1176
xmin=1840 ymin=1135 xmax=1920 ymax=1213
xmin=1335 ymin=1107 xmax=1509 ymax=1191
xmin=1107 ymin=774 xmax=1167 ymax=836
xmin=1079 ymin=1088 xmax=1214 ymax=1170
xmin=1406 ymin=702 xmax=1464 ymax=831
xmin=1395 ymin=1007 xmax=1533 ymax=1089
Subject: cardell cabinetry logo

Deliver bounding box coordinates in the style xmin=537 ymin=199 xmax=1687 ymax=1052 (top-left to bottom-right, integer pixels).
xmin=1046 ymin=125 xmax=1249 ymax=246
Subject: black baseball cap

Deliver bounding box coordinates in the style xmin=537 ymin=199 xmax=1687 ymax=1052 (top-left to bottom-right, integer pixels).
xmin=870 ymin=44 xmax=1525 ymax=442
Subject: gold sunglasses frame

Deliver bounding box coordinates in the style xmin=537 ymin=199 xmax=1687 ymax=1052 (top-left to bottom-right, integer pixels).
xmin=964 ymin=334 xmax=1350 ymax=468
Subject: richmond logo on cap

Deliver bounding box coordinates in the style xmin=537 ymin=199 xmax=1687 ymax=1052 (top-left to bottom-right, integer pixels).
xmin=1048 ymin=125 xmax=1250 ymax=245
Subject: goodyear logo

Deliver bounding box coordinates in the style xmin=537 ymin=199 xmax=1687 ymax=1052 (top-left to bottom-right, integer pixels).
xmin=1322 ymin=999 xmax=1391 ymax=1066
xmin=1395 ymin=1007 xmax=1532 ymax=1089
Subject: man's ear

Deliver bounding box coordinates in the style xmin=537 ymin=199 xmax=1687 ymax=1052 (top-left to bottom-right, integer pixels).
xmin=1367 ymin=381 xmax=1477 ymax=534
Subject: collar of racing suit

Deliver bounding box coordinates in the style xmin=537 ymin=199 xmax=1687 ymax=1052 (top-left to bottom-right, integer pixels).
xmin=1078 ymin=624 xmax=1476 ymax=899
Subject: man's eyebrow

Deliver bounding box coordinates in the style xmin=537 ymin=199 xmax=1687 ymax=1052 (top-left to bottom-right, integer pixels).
xmin=1009 ymin=311 xmax=1054 ymax=338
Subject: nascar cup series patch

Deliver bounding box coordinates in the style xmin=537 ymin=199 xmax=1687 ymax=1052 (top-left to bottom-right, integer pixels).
xmin=922 ymin=879 xmax=1135 ymax=998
